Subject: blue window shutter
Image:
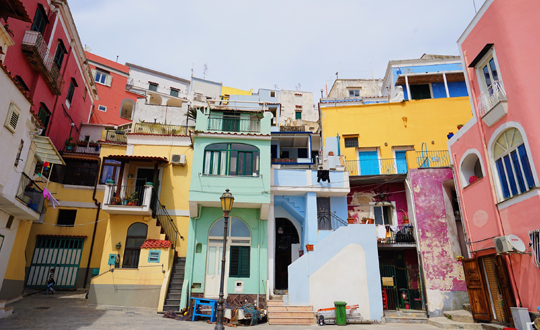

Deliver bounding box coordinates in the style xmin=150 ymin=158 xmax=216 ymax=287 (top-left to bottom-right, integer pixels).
xmin=496 ymin=159 xmax=510 ymax=198
xmin=503 ymin=155 xmax=518 ymax=196
xmin=148 ymin=250 xmax=161 ymax=263
xmin=518 ymin=145 xmax=535 ymax=189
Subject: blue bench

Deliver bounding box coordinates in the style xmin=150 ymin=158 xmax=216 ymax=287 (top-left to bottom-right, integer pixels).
xmin=191 ymin=297 xmax=218 ymax=322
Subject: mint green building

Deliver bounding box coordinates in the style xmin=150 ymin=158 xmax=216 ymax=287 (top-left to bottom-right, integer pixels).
xmin=181 ymin=107 xmax=271 ymax=308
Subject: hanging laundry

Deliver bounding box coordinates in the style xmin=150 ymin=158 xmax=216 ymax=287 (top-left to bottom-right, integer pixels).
xmin=317 ymin=170 xmax=330 ymax=183
xmin=43 ymin=188 xmax=60 ymax=209
xmin=377 ymin=225 xmax=386 ymax=239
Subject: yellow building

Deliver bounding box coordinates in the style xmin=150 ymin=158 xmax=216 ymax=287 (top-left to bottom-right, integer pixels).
xmin=221 ymin=85 xmax=253 ymax=97
xmin=87 ymin=124 xmax=193 ymax=310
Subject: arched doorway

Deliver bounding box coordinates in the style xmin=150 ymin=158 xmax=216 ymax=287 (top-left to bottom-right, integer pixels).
xmin=275 ymin=218 xmax=299 ymax=290
xmin=123 ymin=223 xmax=148 ymax=268
xmin=148 ymin=92 xmax=162 ymax=105
xmin=120 ymin=99 xmax=135 ymax=119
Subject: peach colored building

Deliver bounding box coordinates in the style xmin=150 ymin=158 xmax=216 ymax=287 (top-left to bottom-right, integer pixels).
xmin=448 ymin=0 xmax=540 ymax=324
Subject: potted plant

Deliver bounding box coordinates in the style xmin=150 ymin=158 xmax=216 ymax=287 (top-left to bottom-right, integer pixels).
xmin=111 ymin=197 xmax=119 ymax=205
xmin=347 ymin=217 xmax=356 ymax=224
xmin=115 ymin=127 xmax=125 ymax=134
xmin=64 ymin=136 xmax=76 ymax=151
xmin=457 ymin=124 xmax=464 ymax=130
xmin=401 ymin=210 xmax=409 ymax=224
xmin=366 ymin=218 xmax=375 ymax=224
xmin=456 ymin=255 xmax=464 ymax=262
xmin=360 ymin=217 xmax=368 ymax=224
xmin=469 ymin=175 xmax=480 ymax=184
xmin=77 ymin=140 xmax=87 ymax=147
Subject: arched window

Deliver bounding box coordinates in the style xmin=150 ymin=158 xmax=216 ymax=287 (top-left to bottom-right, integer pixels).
xmin=460 ymin=152 xmax=484 ymax=186
xmin=123 ymin=223 xmax=148 ymax=268
xmin=203 ymin=143 xmax=260 ymax=176
xmin=120 ymin=99 xmax=134 ymax=120
xmin=207 ymin=217 xmax=251 ymax=278
xmin=493 ymin=128 xmax=535 ymax=199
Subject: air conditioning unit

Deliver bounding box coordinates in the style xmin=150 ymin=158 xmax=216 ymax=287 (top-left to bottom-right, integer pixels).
xmin=494 ymin=235 xmax=527 ymax=254
xmin=171 ymin=154 xmax=186 ymax=166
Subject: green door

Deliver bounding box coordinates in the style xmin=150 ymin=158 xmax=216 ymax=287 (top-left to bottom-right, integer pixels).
xmin=26 ymin=237 xmax=84 ymax=288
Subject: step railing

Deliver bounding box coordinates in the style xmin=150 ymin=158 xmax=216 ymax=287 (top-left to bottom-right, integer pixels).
xmin=154 ymin=198 xmax=182 ymax=250
xmin=317 ymin=212 xmax=348 ymax=231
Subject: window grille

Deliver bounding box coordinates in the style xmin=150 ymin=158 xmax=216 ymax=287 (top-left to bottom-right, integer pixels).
xmin=530 ymin=229 xmax=540 ymax=268
xmin=344 ymin=137 xmax=358 ymax=148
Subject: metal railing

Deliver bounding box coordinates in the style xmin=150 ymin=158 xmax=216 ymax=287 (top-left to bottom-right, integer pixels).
xmin=21 ymin=30 xmax=64 ymax=94
xmin=104 ymin=130 xmax=128 ymax=143
xmin=155 ymin=198 xmax=182 ymax=250
xmin=71 ymin=145 xmax=100 ymax=154
xmin=416 ymin=150 xmax=451 ymax=168
xmin=378 ymin=225 xmax=415 ymax=244
xmin=317 ymin=212 xmax=348 ymax=231
xmin=207 ymin=115 xmax=261 ymax=133
xmin=346 ymin=158 xmax=407 ymax=176
xmin=105 ymin=185 xmax=147 ymax=206
xmin=16 ymin=173 xmax=44 ymax=214
xmin=478 ymin=81 xmax=507 ymax=117
xmin=132 ymin=122 xmax=190 ymax=135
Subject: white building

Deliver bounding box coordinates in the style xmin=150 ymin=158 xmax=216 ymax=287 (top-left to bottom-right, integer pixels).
xmin=277 ymin=90 xmax=318 ymax=129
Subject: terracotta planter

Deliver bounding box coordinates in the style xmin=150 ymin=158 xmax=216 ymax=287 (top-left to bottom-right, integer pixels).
xmin=306 ymin=244 xmax=314 ymax=252
xmin=328 ymin=151 xmax=334 ymax=156
xmin=367 ymin=218 xmax=375 ymax=224
xmin=402 ymin=218 xmax=409 ymax=224
xmin=347 ymin=217 xmax=355 ymax=224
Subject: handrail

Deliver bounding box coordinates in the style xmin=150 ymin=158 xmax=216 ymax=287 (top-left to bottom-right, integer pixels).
xmin=416 ymin=150 xmax=451 ymax=168
xmin=105 ymin=130 xmax=128 ymax=143
xmin=155 ymin=198 xmax=182 ymax=250
xmin=378 ymin=224 xmax=415 ymax=244
xmin=330 ymin=213 xmax=348 ymax=230
xmin=477 ymin=81 xmax=507 ymax=117
xmin=104 ymin=185 xmax=146 ymax=206
xmin=317 ymin=212 xmax=348 ymax=231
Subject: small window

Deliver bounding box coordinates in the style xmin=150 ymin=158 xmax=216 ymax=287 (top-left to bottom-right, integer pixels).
xmin=348 ymin=89 xmax=360 ymax=97
xmin=196 ymin=243 xmax=202 ymax=253
xmin=15 ymin=76 xmax=30 ymax=91
xmin=53 ymin=40 xmax=67 ymax=70
xmin=14 ymin=140 xmax=24 ymax=167
xmin=229 ymin=246 xmax=250 ymax=278
xmin=149 ymin=83 xmax=158 ymax=91
xmin=148 ymin=250 xmax=161 ymax=263
xmin=344 ymin=137 xmax=358 ymax=148
xmin=460 ymin=152 xmax=484 ymax=186
xmin=6 ymin=216 xmax=14 ymax=229
xmin=5 ymin=104 xmax=20 ymax=133
xmin=373 ymin=205 xmax=392 ymax=225
xmin=317 ymin=197 xmax=332 ymax=230
xmin=480 ymin=57 xmax=500 ymax=93
xmin=37 ymin=105 xmax=50 ymax=135
xmin=298 ymin=148 xmax=308 ymax=158
xmin=66 ymin=80 xmax=76 ymax=104
xmin=94 ymin=70 xmax=112 ymax=87
xmin=98 ymin=105 xmax=107 ymax=112
xmin=270 ymin=91 xmax=276 ymax=97
xmin=410 ymin=84 xmax=431 ymax=100
xmin=295 ymin=111 xmax=302 ymax=120
xmin=170 ymin=88 xmax=179 ymax=97
xmin=57 ymin=209 xmax=77 ymax=227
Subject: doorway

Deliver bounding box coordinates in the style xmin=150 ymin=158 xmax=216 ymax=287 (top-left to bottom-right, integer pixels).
xmin=275 ymin=218 xmax=299 ymax=290
xmin=123 ymin=223 xmax=148 ymax=268
xmin=136 ymin=168 xmax=158 ymax=206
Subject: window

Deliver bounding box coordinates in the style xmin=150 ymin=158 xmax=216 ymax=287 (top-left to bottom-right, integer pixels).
xmin=149 ymin=83 xmax=158 ymax=91
xmin=480 ymin=57 xmax=500 ymax=93
xmin=14 ymin=140 xmax=24 ymax=167
xmin=348 ymin=89 xmax=360 ymax=97
xmin=494 ymin=128 xmax=535 ymax=199
xmin=123 ymin=223 xmax=148 ymax=268
xmin=460 ymin=152 xmax=484 ymax=186
xmin=295 ymin=111 xmax=302 ymax=120
xmin=298 ymin=148 xmax=308 ymax=158
xmin=410 ymin=84 xmax=431 ymax=100
xmin=317 ymin=197 xmax=332 ymax=230
xmin=269 ymin=107 xmax=278 ymax=126
xmin=4 ymin=103 xmax=20 ymax=133
xmin=203 ymin=143 xmax=260 ymax=176
xmin=148 ymin=250 xmax=161 ymax=263
xmin=94 ymin=70 xmax=112 ymax=86
xmin=373 ymin=205 xmax=393 ymax=225
xmin=170 ymin=88 xmax=179 ymax=97
xmin=344 ymin=137 xmax=358 ymax=148
xmin=6 ymin=216 xmax=14 ymax=229
xmin=529 ymin=229 xmax=540 ymax=269
xmin=100 ymin=159 xmax=122 ymax=184
xmin=38 ymin=105 xmax=50 ymax=135
xmin=30 ymin=5 xmax=47 ymax=35
xmin=15 ymin=76 xmax=30 ymax=92
xmin=53 ymin=40 xmax=66 ymax=70
xmin=98 ymin=105 xmax=107 ymax=112
xmin=57 ymin=209 xmax=77 ymax=227
xmin=229 ymin=246 xmax=250 ymax=277
xmin=270 ymin=91 xmax=276 ymax=97
xmin=66 ymin=80 xmax=76 ymax=105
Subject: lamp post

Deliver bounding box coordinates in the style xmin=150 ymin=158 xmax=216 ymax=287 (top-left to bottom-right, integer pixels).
xmin=215 ymin=189 xmax=234 ymax=330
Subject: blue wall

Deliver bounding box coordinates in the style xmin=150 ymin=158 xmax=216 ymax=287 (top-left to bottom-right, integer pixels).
xmin=403 ymin=80 xmax=469 ymax=100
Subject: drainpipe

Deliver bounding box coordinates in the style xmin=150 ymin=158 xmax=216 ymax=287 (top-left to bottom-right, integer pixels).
xmin=189 ymin=205 xmax=202 ymax=297
xmin=83 ymin=158 xmax=101 ymax=288
xmin=257 ymin=216 xmax=261 ymax=308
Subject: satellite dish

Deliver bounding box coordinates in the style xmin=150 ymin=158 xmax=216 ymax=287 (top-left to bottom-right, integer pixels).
xmin=507 ymin=234 xmax=526 ymax=253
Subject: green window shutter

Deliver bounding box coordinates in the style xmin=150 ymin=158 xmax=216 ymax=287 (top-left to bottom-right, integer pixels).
xmin=229 ymin=246 xmax=250 ymax=278
xmin=229 ymin=246 xmax=240 ymax=277
xmin=240 ymin=246 xmax=250 ymax=277
xmin=295 ymin=111 xmax=302 ymax=120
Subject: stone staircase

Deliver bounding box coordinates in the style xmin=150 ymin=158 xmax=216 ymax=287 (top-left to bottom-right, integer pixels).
xmin=162 ymin=257 xmax=185 ymax=312
xmin=267 ymin=299 xmax=315 ymax=325
xmin=384 ymin=309 xmax=428 ymax=324
xmin=428 ymin=309 xmax=482 ymax=329
xmin=0 ymin=300 xmax=14 ymax=318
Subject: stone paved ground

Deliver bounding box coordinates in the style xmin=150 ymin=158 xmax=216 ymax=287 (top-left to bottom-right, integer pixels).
xmin=0 ymin=291 xmax=440 ymax=330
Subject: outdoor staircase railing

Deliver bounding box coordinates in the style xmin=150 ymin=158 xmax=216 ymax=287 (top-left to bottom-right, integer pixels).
xmin=154 ymin=198 xmax=183 ymax=249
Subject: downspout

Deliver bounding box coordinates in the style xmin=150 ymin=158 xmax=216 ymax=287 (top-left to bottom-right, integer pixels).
xmin=83 ymin=158 xmax=101 ymax=288
xmin=190 ymin=205 xmax=202 ymax=295
xmin=257 ymin=216 xmax=261 ymax=308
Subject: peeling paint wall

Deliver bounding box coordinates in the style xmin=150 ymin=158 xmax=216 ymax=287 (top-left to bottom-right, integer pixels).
xmin=347 ymin=183 xmax=408 ymax=224
xmin=409 ymin=168 xmax=468 ymax=317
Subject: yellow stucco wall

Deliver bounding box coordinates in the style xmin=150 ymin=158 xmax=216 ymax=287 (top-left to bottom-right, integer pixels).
xmin=321 ymin=97 xmax=473 ymax=165
xmin=222 ymin=86 xmax=253 ymax=96
xmin=3 ymin=220 xmax=33 ymax=281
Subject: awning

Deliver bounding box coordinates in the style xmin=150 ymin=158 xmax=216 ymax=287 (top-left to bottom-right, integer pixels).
xmin=33 ymin=136 xmax=65 ymax=165
xmin=107 ymin=155 xmax=169 ymax=164
xmin=395 ymin=72 xmax=465 ymax=85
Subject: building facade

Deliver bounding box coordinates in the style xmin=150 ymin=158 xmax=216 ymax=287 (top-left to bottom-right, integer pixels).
xmin=448 ymin=0 xmax=540 ymax=323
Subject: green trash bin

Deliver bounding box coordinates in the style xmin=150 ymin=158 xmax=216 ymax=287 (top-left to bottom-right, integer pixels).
xmin=334 ymin=301 xmax=347 ymax=326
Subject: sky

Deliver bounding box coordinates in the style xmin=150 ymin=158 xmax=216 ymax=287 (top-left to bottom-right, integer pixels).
xmin=70 ymin=0 xmax=484 ymax=101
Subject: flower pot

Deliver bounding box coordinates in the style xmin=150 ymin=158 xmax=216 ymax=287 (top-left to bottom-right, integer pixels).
xmin=347 ymin=217 xmax=355 ymax=224
xmin=111 ymin=201 xmax=117 ymax=205
xmin=367 ymin=218 xmax=375 ymax=224
xmin=106 ymin=179 xmax=115 ymax=184
xmin=328 ymin=151 xmax=334 ymax=156
xmin=66 ymin=145 xmax=74 ymax=152
xmin=402 ymin=218 xmax=409 ymax=224
xmin=122 ymin=200 xmax=128 ymax=205
xmin=306 ymin=244 xmax=314 ymax=252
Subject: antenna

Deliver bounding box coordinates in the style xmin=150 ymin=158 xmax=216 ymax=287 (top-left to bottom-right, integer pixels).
xmin=335 ymin=72 xmax=338 ymax=80
xmin=473 ymin=0 xmax=477 ymax=13
xmin=191 ymin=64 xmax=194 ymax=77
xmin=203 ymin=64 xmax=208 ymax=79
xmin=116 ymin=54 xmax=119 ymax=63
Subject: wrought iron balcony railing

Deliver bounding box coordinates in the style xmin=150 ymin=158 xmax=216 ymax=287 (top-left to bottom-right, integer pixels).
xmin=104 ymin=185 xmax=148 ymax=206
xmin=378 ymin=224 xmax=415 ymax=244
xmin=16 ymin=173 xmax=44 ymax=214
xmin=132 ymin=122 xmax=190 ymax=135
xmin=478 ymin=81 xmax=507 ymax=117
xmin=416 ymin=150 xmax=451 ymax=168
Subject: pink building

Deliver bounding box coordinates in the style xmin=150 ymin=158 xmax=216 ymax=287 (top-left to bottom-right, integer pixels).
xmin=448 ymin=0 xmax=540 ymax=324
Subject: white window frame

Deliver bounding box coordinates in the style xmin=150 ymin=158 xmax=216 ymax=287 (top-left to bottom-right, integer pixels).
xmin=348 ymin=89 xmax=360 ymax=97
xmin=94 ymin=69 xmax=112 ymax=87
xmin=369 ymin=201 xmax=397 ymax=226
xmin=475 ymin=48 xmax=504 ymax=94
xmin=4 ymin=103 xmax=20 ymax=133
xmin=98 ymin=105 xmax=107 ymax=112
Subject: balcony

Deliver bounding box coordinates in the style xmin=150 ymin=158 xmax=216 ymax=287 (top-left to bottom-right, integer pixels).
xmin=103 ymin=130 xmax=128 ymax=144
xmin=478 ymin=81 xmax=508 ymax=127
xmin=102 ymin=184 xmax=154 ymax=215
xmin=15 ymin=173 xmax=44 ymax=216
xmin=132 ymin=122 xmax=190 ymax=135
xmin=207 ymin=115 xmax=261 ymax=133
xmin=377 ymin=224 xmax=415 ymax=245
xmin=346 ymin=158 xmax=407 ymax=177
xmin=21 ymin=30 xmax=64 ymax=95
xmin=416 ymin=150 xmax=451 ymax=168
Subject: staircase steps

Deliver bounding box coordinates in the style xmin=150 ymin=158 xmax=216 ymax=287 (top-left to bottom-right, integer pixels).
xmin=444 ymin=310 xmax=475 ymax=323
xmin=384 ymin=310 xmax=428 ymax=324
xmin=0 ymin=300 xmax=13 ymax=319
xmin=428 ymin=317 xmax=482 ymax=329
xmin=267 ymin=300 xmax=315 ymax=325
xmin=162 ymin=257 xmax=186 ymax=312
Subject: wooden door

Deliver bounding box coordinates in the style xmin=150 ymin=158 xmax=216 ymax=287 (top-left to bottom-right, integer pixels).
xmin=494 ymin=256 xmax=515 ymax=324
xmin=462 ymin=258 xmax=491 ymax=321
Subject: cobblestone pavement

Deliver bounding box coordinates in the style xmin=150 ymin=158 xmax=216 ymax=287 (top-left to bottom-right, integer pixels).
xmin=1 ymin=291 xmax=440 ymax=330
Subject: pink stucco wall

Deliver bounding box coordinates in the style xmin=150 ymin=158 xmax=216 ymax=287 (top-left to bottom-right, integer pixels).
xmin=409 ymin=168 xmax=467 ymax=293
xmin=449 ymin=0 xmax=540 ymax=312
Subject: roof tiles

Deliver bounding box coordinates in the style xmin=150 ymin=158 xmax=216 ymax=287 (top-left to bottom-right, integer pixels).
xmin=141 ymin=239 xmax=172 ymax=249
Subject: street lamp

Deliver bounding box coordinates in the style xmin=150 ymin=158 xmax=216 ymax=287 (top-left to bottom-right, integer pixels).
xmin=215 ymin=189 xmax=234 ymax=330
